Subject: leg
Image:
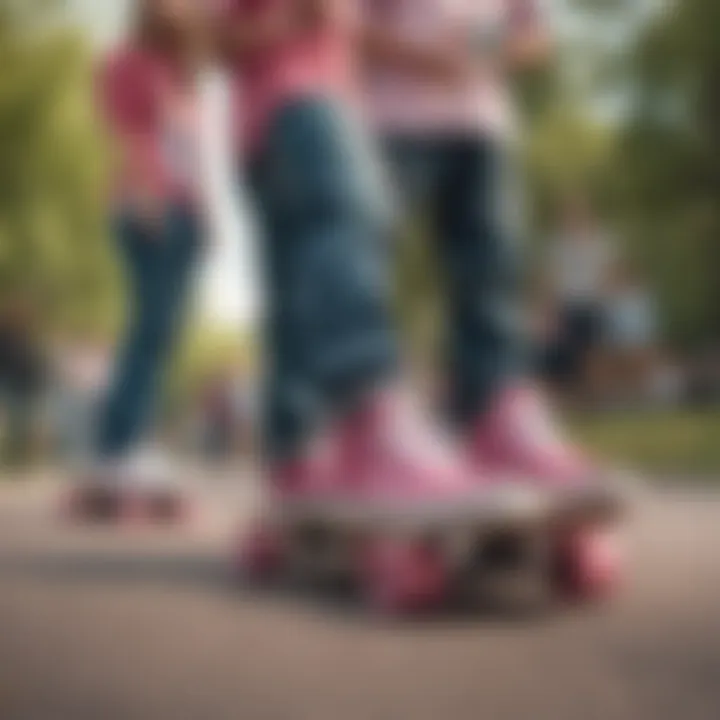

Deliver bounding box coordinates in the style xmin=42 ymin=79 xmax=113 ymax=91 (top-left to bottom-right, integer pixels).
xmin=239 ymin=110 xmax=528 ymax=606
xmin=251 ymin=98 xmax=398 ymax=461
xmin=248 ymin=173 xmax=317 ymax=461
xmin=434 ymin=137 xmax=524 ymax=427
xmin=2 ymin=383 xmax=34 ymax=466
xmin=431 ymin=144 xmax=628 ymax=512
xmin=95 ymin=208 xmax=199 ymax=459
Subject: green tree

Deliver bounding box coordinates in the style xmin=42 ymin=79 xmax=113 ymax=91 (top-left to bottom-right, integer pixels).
xmin=566 ymin=0 xmax=720 ymax=347
xmin=0 ymin=0 xmax=119 ymax=335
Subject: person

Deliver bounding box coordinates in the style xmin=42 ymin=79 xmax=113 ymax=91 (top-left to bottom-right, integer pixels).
xmin=71 ymin=0 xmax=206 ymax=520
xmin=544 ymin=197 xmax=615 ymax=397
xmin=601 ymin=260 xmax=659 ymax=406
xmin=218 ymin=0 xmax=497 ymax=516
xmin=201 ymin=372 xmax=236 ymax=462
xmin=50 ymin=331 xmax=111 ymax=462
xmin=360 ymin=1 xmax=622 ymax=496
xmin=0 ymin=297 xmax=46 ymax=467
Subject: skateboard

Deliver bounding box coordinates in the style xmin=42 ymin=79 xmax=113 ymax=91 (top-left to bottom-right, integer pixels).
xmin=64 ymin=481 xmax=190 ymax=525
xmin=236 ymin=483 xmax=627 ymax=615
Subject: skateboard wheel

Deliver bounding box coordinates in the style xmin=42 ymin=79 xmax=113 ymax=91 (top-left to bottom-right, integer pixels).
xmin=66 ymin=486 xmax=115 ymax=522
xmin=62 ymin=486 xmax=84 ymax=520
xmin=118 ymin=491 xmax=147 ymax=525
xmin=237 ymin=524 xmax=284 ymax=584
xmin=358 ymin=539 xmax=448 ymax=615
xmin=65 ymin=486 xmax=146 ymax=525
xmin=147 ymin=492 xmax=188 ymax=524
xmin=552 ymin=526 xmax=622 ymax=603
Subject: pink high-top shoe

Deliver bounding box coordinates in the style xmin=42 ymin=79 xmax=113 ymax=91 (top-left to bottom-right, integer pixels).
xmin=327 ymin=388 xmax=536 ymax=525
xmin=469 ymin=385 xmax=628 ymax=519
xmin=241 ymin=388 xmax=543 ymax=612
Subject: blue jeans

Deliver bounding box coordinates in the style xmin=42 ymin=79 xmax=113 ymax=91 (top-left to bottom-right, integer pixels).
xmin=96 ymin=204 xmax=200 ymax=459
xmin=383 ymin=135 xmax=525 ymax=426
xmin=247 ymin=97 xmax=397 ymax=459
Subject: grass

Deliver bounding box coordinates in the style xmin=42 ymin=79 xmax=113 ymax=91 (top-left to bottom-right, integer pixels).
xmin=570 ymin=409 xmax=720 ymax=478
xmin=2 ymin=404 xmax=718 ymax=481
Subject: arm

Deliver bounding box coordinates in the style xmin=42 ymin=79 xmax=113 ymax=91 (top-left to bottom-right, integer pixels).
xmin=358 ymin=0 xmax=547 ymax=86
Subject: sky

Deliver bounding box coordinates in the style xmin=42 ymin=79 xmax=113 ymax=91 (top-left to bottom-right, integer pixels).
xmin=67 ymin=0 xmax=131 ymax=47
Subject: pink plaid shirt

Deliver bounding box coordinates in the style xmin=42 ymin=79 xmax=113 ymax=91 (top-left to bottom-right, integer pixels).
xmin=362 ymin=0 xmax=543 ymax=138
xmin=223 ymin=0 xmax=358 ymax=154
xmin=98 ymin=46 xmax=200 ymax=205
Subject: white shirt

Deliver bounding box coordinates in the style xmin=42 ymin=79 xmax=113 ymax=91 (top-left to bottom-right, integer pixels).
xmin=605 ymin=287 xmax=657 ymax=349
xmin=363 ymin=0 xmax=538 ymax=138
xmin=549 ymin=230 xmax=615 ymax=305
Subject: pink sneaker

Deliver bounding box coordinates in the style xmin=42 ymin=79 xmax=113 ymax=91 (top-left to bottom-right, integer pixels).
xmin=239 ymin=398 xmax=482 ymax=587
xmin=265 ymin=442 xmax=338 ymax=507
xmin=469 ymin=385 xmax=627 ymax=519
xmin=326 ymin=389 xmax=534 ymax=526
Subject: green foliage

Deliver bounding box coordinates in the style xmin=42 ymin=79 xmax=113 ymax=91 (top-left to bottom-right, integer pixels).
xmin=166 ymin=325 xmax=256 ymax=413
xmin=572 ymin=409 xmax=720 ymax=475
xmin=565 ymin=0 xmax=720 ymax=347
xmin=0 ymin=0 xmax=119 ymax=335
xmin=525 ymin=105 xmax=615 ymax=228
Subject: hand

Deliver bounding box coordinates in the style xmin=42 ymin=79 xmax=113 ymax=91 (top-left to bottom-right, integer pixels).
xmin=420 ymin=40 xmax=480 ymax=88
xmin=364 ymin=29 xmax=479 ymax=88
xmin=131 ymin=189 xmax=166 ymax=239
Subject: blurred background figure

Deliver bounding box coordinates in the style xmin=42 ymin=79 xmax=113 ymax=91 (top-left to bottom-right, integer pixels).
xmin=542 ymin=196 xmax=616 ymax=403
xmin=200 ymin=372 xmax=236 ymax=463
xmin=194 ymin=362 xmax=256 ymax=464
xmin=68 ymin=0 xmax=208 ymax=520
xmin=0 ymin=295 xmax=46 ymax=467
xmin=600 ymin=259 xmax=660 ymax=408
xmin=48 ymin=329 xmax=111 ymax=463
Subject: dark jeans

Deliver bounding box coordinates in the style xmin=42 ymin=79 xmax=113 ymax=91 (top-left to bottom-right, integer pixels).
xmin=0 ymin=380 xmax=37 ymax=465
xmin=0 ymin=332 xmax=44 ymax=465
xmin=96 ymin=204 xmax=200 ymax=459
xmin=543 ymin=301 xmax=604 ymax=385
xmin=247 ymin=97 xmax=397 ymax=459
xmin=383 ymin=135 xmax=525 ymax=426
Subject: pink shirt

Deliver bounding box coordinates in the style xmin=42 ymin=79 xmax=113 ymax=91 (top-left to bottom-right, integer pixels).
xmin=224 ymin=0 xmax=357 ymax=154
xmin=98 ymin=46 xmax=200 ymax=206
xmin=363 ymin=0 xmax=542 ymax=138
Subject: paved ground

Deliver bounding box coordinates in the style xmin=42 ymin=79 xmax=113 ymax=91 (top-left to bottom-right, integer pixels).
xmin=0 ymin=474 xmax=719 ymax=720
